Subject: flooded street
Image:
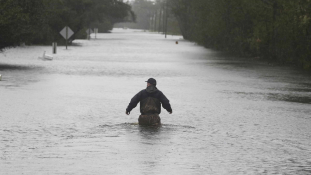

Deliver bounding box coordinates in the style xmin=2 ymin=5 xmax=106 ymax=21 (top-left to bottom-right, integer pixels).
xmin=1 ymin=29 xmax=311 ymax=174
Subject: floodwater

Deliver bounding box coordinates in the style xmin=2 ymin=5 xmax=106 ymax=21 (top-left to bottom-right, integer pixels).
xmin=1 ymin=28 xmax=311 ymax=175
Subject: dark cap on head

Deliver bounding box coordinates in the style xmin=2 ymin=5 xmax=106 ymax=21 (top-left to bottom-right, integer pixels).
xmin=145 ymin=78 xmax=157 ymax=86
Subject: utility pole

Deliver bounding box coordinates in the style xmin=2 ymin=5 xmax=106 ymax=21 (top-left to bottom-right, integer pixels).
xmin=152 ymin=14 xmax=155 ymax=31
xmin=150 ymin=17 xmax=152 ymax=31
xmin=88 ymin=27 xmax=90 ymax=40
xmin=66 ymin=26 xmax=68 ymax=49
xmin=158 ymin=8 xmax=163 ymax=33
xmin=165 ymin=0 xmax=168 ymax=38
xmin=162 ymin=2 xmax=165 ymax=34
xmin=154 ymin=11 xmax=157 ymax=32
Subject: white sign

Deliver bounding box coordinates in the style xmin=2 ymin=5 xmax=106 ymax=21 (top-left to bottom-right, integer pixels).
xmin=60 ymin=26 xmax=74 ymax=39
xmin=86 ymin=28 xmax=94 ymax=34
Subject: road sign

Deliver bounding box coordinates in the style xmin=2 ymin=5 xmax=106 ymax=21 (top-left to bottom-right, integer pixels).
xmin=60 ymin=26 xmax=74 ymax=39
xmin=86 ymin=28 xmax=94 ymax=34
xmin=59 ymin=26 xmax=74 ymax=49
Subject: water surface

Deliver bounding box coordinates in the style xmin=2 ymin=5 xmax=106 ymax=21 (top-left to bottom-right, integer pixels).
xmin=1 ymin=29 xmax=311 ymax=175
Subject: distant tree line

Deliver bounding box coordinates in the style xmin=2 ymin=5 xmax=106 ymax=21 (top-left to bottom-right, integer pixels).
xmin=115 ymin=0 xmax=181 ymax=35
xmin=0 ymin=0 xmax=135 ymax=51
xmin=168 ymin=0 xmax=311 ymax=69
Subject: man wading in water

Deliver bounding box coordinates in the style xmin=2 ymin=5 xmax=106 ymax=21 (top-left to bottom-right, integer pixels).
xmin=126 ymin=78 xmax=172 ymax=126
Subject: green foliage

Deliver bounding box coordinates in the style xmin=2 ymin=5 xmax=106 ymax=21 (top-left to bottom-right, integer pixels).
xmin=0 ymin=0 xmax=46 ymax=48
xmin=169 ymin=0 xmax=311 ymax=69
xmin=0 ymin=0 xmax=134 ymax=50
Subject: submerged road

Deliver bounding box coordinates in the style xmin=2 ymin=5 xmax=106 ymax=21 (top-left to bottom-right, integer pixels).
xmin=1 ymin=28 xmax=311 ymax=174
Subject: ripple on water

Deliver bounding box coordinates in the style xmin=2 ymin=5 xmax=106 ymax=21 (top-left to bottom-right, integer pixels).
xmin=0 ymin=64 xmax=43 ymax=88
xmin=96 ymin=123 xmax=195 ymax=136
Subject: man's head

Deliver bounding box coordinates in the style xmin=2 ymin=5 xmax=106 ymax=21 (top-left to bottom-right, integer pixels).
xmin=146 ymin=78 xmax=157 ymax=87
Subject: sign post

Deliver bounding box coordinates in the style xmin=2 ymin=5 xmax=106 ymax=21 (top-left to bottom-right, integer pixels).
xmin=60 ymin=26 xmax=74 ymax=49
xmin=86 ymin=28 xmax=94 ymax=40
xmin=94 ymin=28 xmax=98 ymax=39
xmin=52 ymin=42 xmax=57 ymax=54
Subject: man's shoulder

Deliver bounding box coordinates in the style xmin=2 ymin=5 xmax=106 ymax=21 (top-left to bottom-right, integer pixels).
xmin=137 ymin=89 xmax=146 ymax=95
xmin=156 ymin=89 xmax=163 ymax=94
xmin=156 ymin=90 xmax=169 ymax=99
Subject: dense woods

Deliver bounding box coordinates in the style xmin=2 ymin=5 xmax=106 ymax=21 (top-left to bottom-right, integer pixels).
xmin=168 ymin=0 xmax=311 ymax=69
xmin=0 ymin=0 xmax=134 ymax=50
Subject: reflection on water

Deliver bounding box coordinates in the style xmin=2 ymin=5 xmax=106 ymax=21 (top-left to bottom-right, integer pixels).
xmin=222 ymin=91 xmax=311 ymax=105
xmin=1 ymin=28 xmax=311 ymax=174
xmin=268 ymin=94 xmax=311 ymax=104
xmin=0 ymin=64 xmax=39 ymax=71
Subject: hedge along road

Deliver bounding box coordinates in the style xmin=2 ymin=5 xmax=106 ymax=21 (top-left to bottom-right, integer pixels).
xmin=0 ymin=28 xmax=311 ymax=175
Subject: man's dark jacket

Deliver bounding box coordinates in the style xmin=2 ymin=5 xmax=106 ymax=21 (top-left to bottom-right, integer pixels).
xmin=126 ymin=86 xmax=172 ymax=115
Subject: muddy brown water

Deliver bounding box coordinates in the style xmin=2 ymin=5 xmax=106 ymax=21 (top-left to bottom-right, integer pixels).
xmin=1 ymin=29 xmax=311 ymax=174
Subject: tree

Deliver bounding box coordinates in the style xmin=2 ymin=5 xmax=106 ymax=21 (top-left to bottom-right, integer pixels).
xmin=0 ymin=0 xmax=47 ymax=49
xmin=0 ymin=0 xmax=135 ymax=51
xmin=115 ymin=0 xmax=181 ymax=34
xmin=168 ymin=0 xmax=311 ymax=69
